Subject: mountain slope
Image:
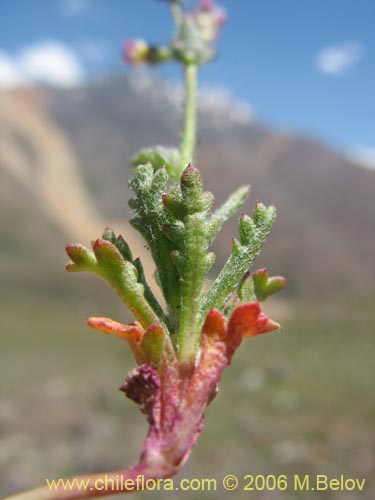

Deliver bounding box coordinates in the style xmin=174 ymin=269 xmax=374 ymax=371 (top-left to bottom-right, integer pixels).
xmin=0 ymin=75 xmax=373 ymax=300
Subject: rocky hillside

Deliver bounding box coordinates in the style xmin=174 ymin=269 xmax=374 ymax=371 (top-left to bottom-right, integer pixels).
xmin=0 ymin=74 xmax=373 ymax=301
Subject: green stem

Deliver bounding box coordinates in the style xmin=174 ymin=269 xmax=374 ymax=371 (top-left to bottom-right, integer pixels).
xmin=170 ymin=2 xmax=183 ymax=25
xmin=177 ymin=213 xmax=208 ymax=364
xmin=179 ymin=64 xmax=198 ymax=174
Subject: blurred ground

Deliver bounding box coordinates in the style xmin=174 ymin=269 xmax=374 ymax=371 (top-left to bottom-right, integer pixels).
xmin=1 ymin=294 xmax=374 ymax=499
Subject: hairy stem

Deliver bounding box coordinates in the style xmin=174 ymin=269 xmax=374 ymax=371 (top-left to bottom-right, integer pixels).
xmin=170 ymin=2 xmax=183 ymax=25
xmin=177 ymin=213 xmax=208 ymax=363
xmin=179 ymin=64 xmax=198 ymax=174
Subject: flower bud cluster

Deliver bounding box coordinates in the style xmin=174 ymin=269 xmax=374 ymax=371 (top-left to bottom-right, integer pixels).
xmin=123 ymin=0 xmax=227 ymax=67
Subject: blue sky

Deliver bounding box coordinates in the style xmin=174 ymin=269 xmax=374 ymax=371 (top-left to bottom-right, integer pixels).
xmin=0 ymin=0 xmax=374 ymax=165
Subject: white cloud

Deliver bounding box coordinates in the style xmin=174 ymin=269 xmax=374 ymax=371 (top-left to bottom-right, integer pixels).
xmin=315 ymin=41 xmax=363 ymax=76
xmin=0 ymin=52 xmax=27 ymax=87
xmin=0 ymin=41 xmax=84 ymax=88
xmin=348 ymin=145 xmax=375 ymax=170
xmin=61 ymin=0 xmax=90 ymax=16
xmin=20 ymin=41 xmax=84 ymax=86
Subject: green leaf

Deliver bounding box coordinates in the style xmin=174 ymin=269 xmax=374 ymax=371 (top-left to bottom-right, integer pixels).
xmin=239 ymin=214 xmax=256 ymax=246
xmin=162 ymin=165 xmax=216 ymax=361
xmin=180 ymin=165 xmax=214 ymax=214
xmin=254 ymin=203 xmax=277 ymax=235
xmin=129 ymin=165 xmax=181 ymax=324
xmin=66 ymin=238 xmax=163 ymax=329
xmin=140 ymin=324 xmax=165 ymax=368
xmin=133 ymin=257 xmax=170 ymax=328
xmin=115 ymin=235 xmax=133 ymax=262
xmin=208 ymin=185 xmax=250 ymax=244
xmin=162 ymin=189 xmax=187 ymax=220
xmin=92 ymin=239 xmax=126 ymax=278
xmin=163 ymin=222 xmax=185 ymax=246
xmin=237 ymin=272 xmax=256 ymax=302
xmin=65 ymin=244 xmax=96 ymax=272
xmin=252 ymin=268 xmax=287 ymax=302
xmin=102 ymin=227 xmax=116 ymax=244
xmin=102 ymin=227 xmax=133 ymax=262
xmin=132 ymin=146 xmax=181 ymax=178
xmin=200 ymin=203 xmax=277 ymax=321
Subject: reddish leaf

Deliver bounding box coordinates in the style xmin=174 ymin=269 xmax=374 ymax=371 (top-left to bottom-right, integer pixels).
xmin=228 ymin=302 xmax=280 ymax=338
xmin=87 ymin=316 xmax=143 ymax=342
xmin=201 ymin=308 xmax=226 ymax=341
